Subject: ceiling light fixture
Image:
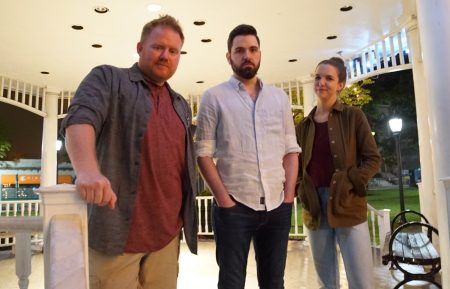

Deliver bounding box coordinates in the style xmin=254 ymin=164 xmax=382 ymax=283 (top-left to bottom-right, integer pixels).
xmin=71 ymin=25 xmax=84 ymax=30
xmin=340 ymin=6 xmax=353 ymax=12
xmin=196 ymin=81 xmax=204 ymax=84
xmin=147 ymin=4 xmax=162 ymax=12
xmin=40 ymin=71 xmax=50 ymax=75
xmin=92 ymin=44 xmax=103 ymax=48
xmin=326 ymin=35 xmax=337 ymax=40
xmin=193 ymin=20 xmax=206 ymax=26
xmin=288 ymin=59 xmax=298 ymax=63
xmin=201 ymin=39 xmax=212 ymax=43
xmin=94 ymin=6 xmax=109 ymax=13
xmin=180 ymin=51 xmax=187 ymax=55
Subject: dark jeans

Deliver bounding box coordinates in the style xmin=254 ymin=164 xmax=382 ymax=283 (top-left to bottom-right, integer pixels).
xmin=212 ymin=201 xmax=293 ymax=289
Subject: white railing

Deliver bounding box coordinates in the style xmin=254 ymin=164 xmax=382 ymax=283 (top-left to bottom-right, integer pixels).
xmin=0 ymin=75 xmax=77 ymax=119
xmin=197 ymin=196 xmax=391 ymax=244
xmin=0 ymin=216 xmax=43 ymax=289
xmin=0 ymin=193 xmax=391 ymax=289
xmin=1 ymin=198 xmax=390 ymax=246
xmin=0 ymin=200 xmax=41 ymax=250
xmin=0 ymin=185 xmax=89 ymax=289
xmin=57 ymin=90 xmax=75 ymax=119
xmin=0 ymin=75 xmax=46 ymax=116
xmin=367 ymin=204 xmax=391 ymax=249
xmin=196 ymin=196 xmax=306 ymax=239
xmin=38 ymin=184 xmax=89 ymax=289
xmin=0 ymin=200 xmax=40 ymax=217
xmin=347 ymin=28 xmax=412 ymax=82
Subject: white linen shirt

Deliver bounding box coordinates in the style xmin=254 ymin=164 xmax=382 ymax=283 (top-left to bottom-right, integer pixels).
xmin=195 ymin=76 xmax=301 ymax=211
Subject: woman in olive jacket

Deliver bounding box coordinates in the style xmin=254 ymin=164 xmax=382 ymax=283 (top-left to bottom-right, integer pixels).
xmin=296 ymin=57 xmax=381 ymax=289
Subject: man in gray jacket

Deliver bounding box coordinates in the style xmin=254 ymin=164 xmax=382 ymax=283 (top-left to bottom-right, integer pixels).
xmin=61 ymin=15 xmax=197 ymax=289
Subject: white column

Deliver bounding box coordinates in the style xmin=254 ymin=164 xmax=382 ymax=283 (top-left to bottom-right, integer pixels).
xmin=405 ymin=18 xmax=438 ymax=229
xmin=40 ymin=91 xmax=59 ymax=187
xmin=300 ymin=77 xmax=315 ymax=116
xmin=416 ymin=1 xmax=450 ymax=287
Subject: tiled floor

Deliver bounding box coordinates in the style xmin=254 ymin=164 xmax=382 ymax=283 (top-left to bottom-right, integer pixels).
xmin=0 ymin=240 xmax=441 ymax=289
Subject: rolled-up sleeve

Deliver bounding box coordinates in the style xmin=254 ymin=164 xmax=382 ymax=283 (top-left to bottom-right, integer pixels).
xmin=60 ymin=66 xmax=112 ymax=137
xmin=195 ymin=91 xmax=217 ymax=158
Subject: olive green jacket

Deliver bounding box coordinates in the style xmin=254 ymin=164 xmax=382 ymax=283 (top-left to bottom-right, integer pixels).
xmin=296 ymin=101 xmax=381 ymax=229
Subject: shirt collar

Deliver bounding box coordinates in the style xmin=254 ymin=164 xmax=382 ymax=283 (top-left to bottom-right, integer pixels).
xmin=306 ymin=100 xmax=345 ymax=120
xmin=228 ymin=75 xmax=264 ymax=91
xmin=129 ymin=63 xmax=146 ymax=82
xmin=129 ymin=63 xmax=182 ymax=101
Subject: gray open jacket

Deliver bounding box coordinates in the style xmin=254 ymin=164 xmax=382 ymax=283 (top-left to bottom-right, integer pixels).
xmin=61 ymin=63 xmax=198 ymax=255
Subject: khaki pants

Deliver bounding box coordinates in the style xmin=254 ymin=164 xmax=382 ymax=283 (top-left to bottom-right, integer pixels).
xmin=89 ymin=235 xmax=180 ymax=289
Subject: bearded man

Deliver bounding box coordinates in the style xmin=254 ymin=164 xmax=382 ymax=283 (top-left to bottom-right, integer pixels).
xmin=195 ymin=24 xmax=301 ymax=289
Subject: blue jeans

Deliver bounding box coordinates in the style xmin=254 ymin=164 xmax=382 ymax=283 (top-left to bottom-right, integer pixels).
xmin=308 ymin=187 xmax=374 ymax=289
xmin=213 ymin=201 xmax=293 ymax=289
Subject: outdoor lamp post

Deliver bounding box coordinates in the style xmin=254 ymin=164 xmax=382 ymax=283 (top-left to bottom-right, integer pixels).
xmin=389 ymin=117 xmax=405 ymax=212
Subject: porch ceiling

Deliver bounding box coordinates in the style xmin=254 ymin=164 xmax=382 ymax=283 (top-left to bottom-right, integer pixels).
xmin=0 ymin=0 xmax=414 ymax=96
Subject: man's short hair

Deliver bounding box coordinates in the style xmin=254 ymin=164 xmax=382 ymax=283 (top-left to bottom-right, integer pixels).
xmin=140 ymin=14 xmax=184 ymax=43
xmin=227 ymin=24 xmax=260 ymax=52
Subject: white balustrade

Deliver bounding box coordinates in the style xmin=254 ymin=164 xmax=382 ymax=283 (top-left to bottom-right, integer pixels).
xmin=0 ymin=75 xmax=46 ymax=116
xmin=0 ymin=185 xmax=89 ymax=289
xmin=367 ymin=204 xmax=391 ymax=249
xmin=37 ymin=184 xmax=89 ymax=289
xmin=0 ymin=216 xmax=42 ymax=289
xmin=0 ymin=190 xmax=389 ymax=289
xmin=195 ymin=196 xmax=307 ymax=239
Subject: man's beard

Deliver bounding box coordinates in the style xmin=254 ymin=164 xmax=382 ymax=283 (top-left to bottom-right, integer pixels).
xmin=230 ymin=60 xmax=260 ymax=79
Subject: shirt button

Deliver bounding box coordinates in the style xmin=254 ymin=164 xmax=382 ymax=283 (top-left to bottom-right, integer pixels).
xmin=329 ymin=196 xmax=333 ymax=200
xmin=330 ymin=113 xmax=333 ymax=117
xmin=335 ymin=169 xmax=340 ymax=172
xmin=331 ymin=140 xmax=335 ymax=144
xmin=329 ymin=127 xmax=333 ymax=131
xmin=334 ymin=154 xmax=337 ymax=158
xmin=332 ymin=180 xmax=337 ymax=184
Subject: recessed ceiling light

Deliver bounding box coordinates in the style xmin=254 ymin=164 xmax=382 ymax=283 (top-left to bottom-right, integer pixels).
xmin=193 ymin=20 xmax=206 ymax=26
xmin=201 ymin=39 xmax=212 ymax=43
xmin=288 ymin=59 xmax=298 ymax=63
xmin=40 ymin=71 xmax=50 ymax=75
xmin=71 ymin=25 xmax=84 ymax=30
xmin=92 ymin=44 xmax=103 ymax=48
xmin=340 ymin=6 xmax=353 ymax=12
xmin=147 ymin=4 xmax=162 ymax=12
xmin=337 ymin=50 xmax=343 ymax=55
xmin=180 ymin=51 xmax=187 ymax=55
xmin=94 ymin=6 xmax=109 ymax=14
xmin=326 ymin=35 xmax=337 ymax=40
xmin=196 ymin=81 xmax=204 ymax=84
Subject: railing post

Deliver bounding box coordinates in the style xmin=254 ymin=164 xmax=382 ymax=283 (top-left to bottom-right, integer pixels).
xmin=37 ymin=184 xmax=89 ymax=289
xmin=377 ymin=209 xmax=391 ymax=249
xmin=15 ymin=231 xmax=32 ymax=289
xmin=0 ymin=216 xmax=42 ymax=289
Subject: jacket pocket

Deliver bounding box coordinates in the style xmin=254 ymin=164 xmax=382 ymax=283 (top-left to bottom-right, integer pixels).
xmin=348 ymin=167 xmax=368 ymax=196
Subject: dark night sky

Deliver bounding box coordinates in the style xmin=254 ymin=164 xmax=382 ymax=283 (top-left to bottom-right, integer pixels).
xmin=0 ymin=102 xmax=43 ymax=160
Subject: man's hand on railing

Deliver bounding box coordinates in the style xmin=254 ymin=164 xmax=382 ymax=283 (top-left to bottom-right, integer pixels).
xmin=75 ymin=172 xmax=117 ymax=209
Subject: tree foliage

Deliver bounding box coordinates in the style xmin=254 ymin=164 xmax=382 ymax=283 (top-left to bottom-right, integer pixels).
xmin=339 ymin=78 xmax=375 ymax=107
xmin=0 ymin=139 xmax=11 ymax=159
xmin=0 ymin=121 xmax=11 ymax=159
